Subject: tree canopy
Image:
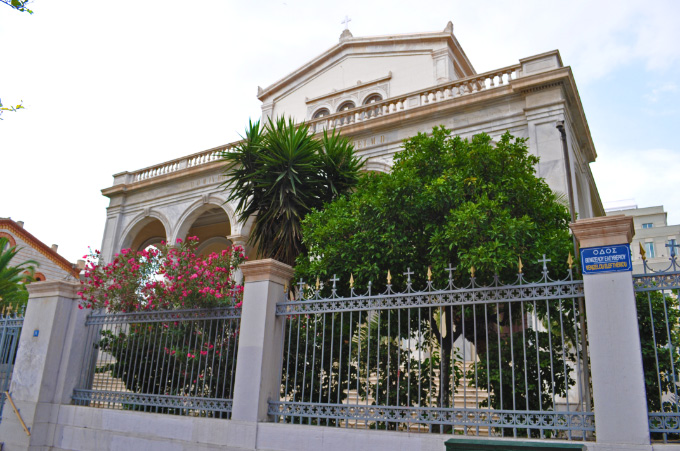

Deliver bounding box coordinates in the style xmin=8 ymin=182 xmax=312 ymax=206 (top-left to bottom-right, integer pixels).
xmin=220 ymin=117 xmax=363 ymax=266
xmin=296 ymin=126 xmax=573 ymax=288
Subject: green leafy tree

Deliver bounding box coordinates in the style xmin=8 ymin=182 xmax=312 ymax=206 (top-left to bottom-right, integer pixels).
xmin=0 ymin=0 xmax=33 ymax=13
xmin=1 ymin=0 xmax=31 ymax=120
xmin=220 ymin=117 xmax=363 ymax=266
xmin=0 ymin=237 xmax=37 ymax=310
xmin=294 ymin=126 xmax=575 ymax=427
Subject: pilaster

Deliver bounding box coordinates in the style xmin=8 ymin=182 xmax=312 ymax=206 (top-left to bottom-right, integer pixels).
xmin=0 ymin=280 xmax=89 ymax=450
xmin=570 ymin=216 xmax=651 ymax=448
xmin=231 ymin=259 xmax=294 ymax=424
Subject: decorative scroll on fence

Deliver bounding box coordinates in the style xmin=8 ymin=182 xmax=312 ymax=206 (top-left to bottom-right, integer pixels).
xmin=271 ymin=258 xmax=593 ymax=440
xmin=73 ymin=307 xmax=241 ymax=418
xmin=634 ymin=245 xmax=680 ymax=443
xmin=0 ymin=308 xmax=23 ymax=423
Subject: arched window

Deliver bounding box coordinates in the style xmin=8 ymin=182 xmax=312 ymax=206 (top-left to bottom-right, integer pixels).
xmin=34 ymin=272 xmax=46 ymax=282
xmin=363 ymin=94 xmax=383 ymax=105
xmin=337 ymin=101 xmax=355 ymax=112
xmin=312 ymin=108 xmax=330 ymax=119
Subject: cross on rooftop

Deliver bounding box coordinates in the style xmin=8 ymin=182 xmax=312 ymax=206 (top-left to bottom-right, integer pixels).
xmin=341 ymin=15 xmax=351 ymax=30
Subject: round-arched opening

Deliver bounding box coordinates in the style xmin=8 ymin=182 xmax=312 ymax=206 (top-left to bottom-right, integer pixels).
xmin=337 ymin=101 xmax=355 ymax=112
xmin=312 ymin=108 xmax=330 ymax=119
xmin=363 ymin=94 xmax=383 ymax=105
xmin=184 ymin=207 xmax=232 ymax=256
xmin=129 ymin=218 xmax=167 ymax=252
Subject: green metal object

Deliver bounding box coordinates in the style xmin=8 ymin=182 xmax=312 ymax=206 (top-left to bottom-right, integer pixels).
xmin=444 ymin=438 xmax=586 ymax=451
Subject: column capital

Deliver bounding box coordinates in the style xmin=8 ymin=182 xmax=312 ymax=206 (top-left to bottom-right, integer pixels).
xmin=570 ymin=215 xmax=635 ymax=248
xmin=240 ymin=259 xmax=294 ymax=285
xmin=227 ymin=234 xmax=248 ymax=245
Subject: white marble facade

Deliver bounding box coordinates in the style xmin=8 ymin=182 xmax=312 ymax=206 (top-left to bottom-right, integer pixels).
xmin=99 ymin=23 xmax=604 ymax=262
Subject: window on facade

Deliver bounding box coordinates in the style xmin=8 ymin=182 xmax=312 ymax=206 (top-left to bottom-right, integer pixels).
xmin=642 ymin=223 xmax=653 ymax=229
xmin=337 ymin=101 xmax=355 ymax=112
xmin=668 ymin=239 xmax=679 ymax=257
xmin=363 ymin=94 xmax=383 ymax=105
xmin=312 ymin=108 xmax=330 ymax=119
xmin=645 ymin=242 xmax=656 ymax=258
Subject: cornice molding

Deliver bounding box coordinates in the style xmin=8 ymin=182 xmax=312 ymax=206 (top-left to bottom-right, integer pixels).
xmin=570 ymin=215 xmax=635 ymax=248
xmin=240 ymin=259 xmax=294 ymax=286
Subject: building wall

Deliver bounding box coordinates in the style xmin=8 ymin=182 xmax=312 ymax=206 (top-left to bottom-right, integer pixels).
xmin=0 ymin=222 xmax=77 ymax=282
xmin=606 ymin=205 xmax=680 ymax=272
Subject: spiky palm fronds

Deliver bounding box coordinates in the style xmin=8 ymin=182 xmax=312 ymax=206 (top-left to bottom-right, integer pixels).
xmin=221 ymin=117 xmax=363 ymax=266
xmin=0 ymin=237 xmax=38 ymax=308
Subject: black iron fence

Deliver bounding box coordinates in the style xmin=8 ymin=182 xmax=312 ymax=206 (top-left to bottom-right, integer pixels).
xmin=271 ymin=263 xmax=593 ymax=440
xmin=72 ymin=307 xmax=241 ymax=418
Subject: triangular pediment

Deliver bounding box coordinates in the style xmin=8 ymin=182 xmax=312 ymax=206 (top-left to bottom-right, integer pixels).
xmin=258 ymin=23 xmax=476 ymax=121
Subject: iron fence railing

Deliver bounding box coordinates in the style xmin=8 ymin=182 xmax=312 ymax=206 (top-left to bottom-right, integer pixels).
xmin=271 ymin=261 xmax=593 ymax=440
xmin=0 ymin=309 xmax=24 ymax=422
xmin=634 ymin=250 xmax=680 ymax=442
xmin=72 ymin=307 xmax=241 ymax=418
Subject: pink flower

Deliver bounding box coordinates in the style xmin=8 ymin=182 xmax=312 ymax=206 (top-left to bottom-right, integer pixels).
xmin=200 ymin=351 xmax=207 ymax=356
xmin=187 ymin=353 xmax=195 ymax=358
xmin=176 ymin=238 xmax=183 ymax=244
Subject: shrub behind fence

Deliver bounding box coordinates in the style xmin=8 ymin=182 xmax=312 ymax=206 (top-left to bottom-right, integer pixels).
xmin=73 ymin=307 xmax=241 ymax=418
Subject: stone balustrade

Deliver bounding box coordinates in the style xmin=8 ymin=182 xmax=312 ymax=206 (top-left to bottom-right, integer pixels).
xmin=118 ymin=63 xmax=522 ymax=186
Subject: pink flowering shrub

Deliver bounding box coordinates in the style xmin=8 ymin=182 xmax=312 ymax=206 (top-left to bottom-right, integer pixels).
xmin=79 ymin=237 xmax=246 ymax=311
xmin=81 ymin=238 xmax=247 ymax=408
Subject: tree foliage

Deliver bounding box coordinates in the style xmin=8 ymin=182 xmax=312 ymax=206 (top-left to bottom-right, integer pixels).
xmin=220 ymin=117 xmax=363 ymax=266
xmin=294 ymin=126 xmax=575 ymax=424
xmin=297 ymin=126 xmax=572 ymax=287
xmin=0 ymin=237 xmax=37 ymax=310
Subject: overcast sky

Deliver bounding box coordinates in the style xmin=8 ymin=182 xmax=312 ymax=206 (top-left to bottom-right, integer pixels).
xmin=1 ymin=0 xmax=679 ymax=263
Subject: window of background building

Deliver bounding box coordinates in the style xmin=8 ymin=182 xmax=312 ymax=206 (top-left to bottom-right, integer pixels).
xmin=642 ymin=223 xmax=653 ymax=229
xmin=645 ymin=242 xmax=656 ymax=258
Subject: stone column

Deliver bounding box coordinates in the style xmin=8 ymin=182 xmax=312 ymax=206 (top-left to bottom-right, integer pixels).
xmin=570 ymin=215 xmax=651 ymax=448
xmin=0 ymin=280 xmax=89 ymax=450
xmin=230 ymin=259 xmax=294 ymax=423
xmin=227 ymin=234 xmax=250 ymax=285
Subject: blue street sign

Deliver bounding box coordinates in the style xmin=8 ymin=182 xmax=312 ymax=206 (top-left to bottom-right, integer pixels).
xmin=580 ymin=244 xmax=632 ymax=274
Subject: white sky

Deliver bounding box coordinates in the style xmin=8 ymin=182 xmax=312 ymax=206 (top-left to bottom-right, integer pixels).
xmin=1 ymin=0 xmax=679 ymax=263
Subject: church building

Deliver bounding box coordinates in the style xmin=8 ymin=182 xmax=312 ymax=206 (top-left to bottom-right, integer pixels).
xmin=98 ymin=22 xmax=604 ymax=261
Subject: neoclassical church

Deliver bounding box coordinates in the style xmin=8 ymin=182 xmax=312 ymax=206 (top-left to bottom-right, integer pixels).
xmin=99 ymin=22 xmax=604 ymax=262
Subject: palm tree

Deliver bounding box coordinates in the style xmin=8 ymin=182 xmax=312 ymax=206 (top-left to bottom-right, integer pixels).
xmin=221 ymin=116 xmax=364 ymax=266
xmin=0 ymin=237 xmax=38 ymax=310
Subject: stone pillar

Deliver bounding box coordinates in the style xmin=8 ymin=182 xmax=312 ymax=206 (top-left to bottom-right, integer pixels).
xmin=570 ymin=216 xmax=651 ymax=448
xmin=230 ymin=259 xmax=294 ymax=423
xmin=0 ymin=280 xmax=89 ymax=450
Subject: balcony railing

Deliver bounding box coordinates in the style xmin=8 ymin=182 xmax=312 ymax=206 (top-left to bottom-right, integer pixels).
xmin=115 ymin=63 xmax=522 ymax=187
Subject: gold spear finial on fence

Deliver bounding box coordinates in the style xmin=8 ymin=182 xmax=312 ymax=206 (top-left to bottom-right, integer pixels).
xmin=427 ymin=266 xmax=432 ymax=281
xmin=349 ymin=273 xmax=354 ymax=289
xmin=640 ymin=243 xmax=647 ymax=261
xmin=387 ymin=270 xmax=392 ymax=285
xmin=567 ymin=252 xmax=574 ymax=270
xmin=470 ymin=266 xmax=475 ymax=278
xmin=316 ymin=277 xmax=320 ymax=291
xmin=518 ymin=257 xmax=524 ymax=274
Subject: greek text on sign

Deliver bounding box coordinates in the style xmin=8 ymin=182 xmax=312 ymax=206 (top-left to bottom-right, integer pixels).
xmin=580 ymin=244 xmax=632 ymax=274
